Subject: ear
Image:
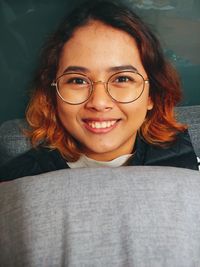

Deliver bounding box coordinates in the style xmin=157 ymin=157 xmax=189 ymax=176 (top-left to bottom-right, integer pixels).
xmin=147 ymin=96 xmax=153 ymax=110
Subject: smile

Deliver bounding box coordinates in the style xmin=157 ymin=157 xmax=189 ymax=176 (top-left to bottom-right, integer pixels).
xmin=88 ymin=120 xmax=116 ymax=129
xmin=83 ymin=119 xmax=120 ymax=133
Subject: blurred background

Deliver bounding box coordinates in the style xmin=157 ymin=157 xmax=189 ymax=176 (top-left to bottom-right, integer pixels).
xmin=0 ymin=0 xmax=199 ymax=124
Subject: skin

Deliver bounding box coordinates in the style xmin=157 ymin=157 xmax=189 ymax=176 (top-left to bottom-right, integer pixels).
xmin=56 ymin=20 xmax=153 ymax=161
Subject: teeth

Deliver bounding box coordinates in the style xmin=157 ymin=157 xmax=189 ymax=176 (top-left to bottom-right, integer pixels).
xmin=88 ymin=120 xmax=116 ymax=129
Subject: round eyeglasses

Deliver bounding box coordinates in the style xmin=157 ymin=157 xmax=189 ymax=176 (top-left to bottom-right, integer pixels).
xmin=51 ymin=71 xmax=149 ymax=105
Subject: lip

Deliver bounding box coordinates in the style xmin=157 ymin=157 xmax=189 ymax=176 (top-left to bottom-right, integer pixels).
xmin=82 ymin=118 xmax=121 ymax=134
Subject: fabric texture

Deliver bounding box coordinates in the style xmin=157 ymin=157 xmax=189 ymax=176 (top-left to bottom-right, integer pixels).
xmin=0 ymin=166 xmax=200 ymax=267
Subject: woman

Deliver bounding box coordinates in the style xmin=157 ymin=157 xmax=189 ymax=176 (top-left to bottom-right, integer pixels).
xmin=0 ymin=0 xmax=198 ymax=181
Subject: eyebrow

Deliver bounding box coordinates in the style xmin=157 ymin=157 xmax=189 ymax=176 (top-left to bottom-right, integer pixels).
xmin=108 ymin=65 xmax=138 ymax=72
xmin=63 ymin=66 xmax=90 ymax=74
xmin=62 ymin=65 xmax=138 ymax=74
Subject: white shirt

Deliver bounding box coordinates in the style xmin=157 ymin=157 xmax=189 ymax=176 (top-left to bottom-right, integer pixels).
xmin=67 ymin=154 xmax=133 ymax=168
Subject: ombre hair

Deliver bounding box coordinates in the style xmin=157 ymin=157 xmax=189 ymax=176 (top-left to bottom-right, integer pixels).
xmin=26 ymin=0 xmax=186 ymax=161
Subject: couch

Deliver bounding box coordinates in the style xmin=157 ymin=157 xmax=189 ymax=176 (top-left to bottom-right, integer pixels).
xmin=0 ymin=105 xmax=200 ymax=267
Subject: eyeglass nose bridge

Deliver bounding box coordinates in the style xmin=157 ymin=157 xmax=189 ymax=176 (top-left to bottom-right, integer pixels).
xmin=91 ymin=80 xmax=108 ymax=87
xmin=90 ymin=80 xmax=110 ymax=95
xmin=87 ymin=79 xmax=119 ymax=106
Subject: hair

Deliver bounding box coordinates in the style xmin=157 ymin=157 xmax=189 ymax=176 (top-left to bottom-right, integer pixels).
xmin=26 ymin=0 xmax=186 ymax=161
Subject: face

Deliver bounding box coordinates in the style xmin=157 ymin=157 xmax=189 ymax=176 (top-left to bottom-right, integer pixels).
xmin=56 ymin=20 xmax=153 ymax=161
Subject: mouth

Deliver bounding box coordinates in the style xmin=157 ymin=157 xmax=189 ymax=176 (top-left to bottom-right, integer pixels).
xmin=82 ymin=119 xmax=121 ymax=133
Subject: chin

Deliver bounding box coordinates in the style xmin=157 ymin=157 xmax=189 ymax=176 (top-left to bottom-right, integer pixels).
xmin=84 ymin=143 xmax=121 ymax=156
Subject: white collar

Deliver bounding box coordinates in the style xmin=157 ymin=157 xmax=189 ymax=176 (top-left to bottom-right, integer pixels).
xmin=67 ymin=153 xmax=133 ymax=168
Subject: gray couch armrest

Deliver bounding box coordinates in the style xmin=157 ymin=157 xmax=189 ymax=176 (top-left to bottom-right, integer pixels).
xmin=0 ymin=119 xmax=31 ymax=165
xmin=176 ymin=105 xmax=200 ymax=157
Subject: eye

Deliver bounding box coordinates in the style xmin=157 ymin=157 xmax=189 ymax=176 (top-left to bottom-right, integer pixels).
xmin=68 ymin=77 xmax=88 ymax=85
xmin=115 ymin=76 xmax=130 ymax=83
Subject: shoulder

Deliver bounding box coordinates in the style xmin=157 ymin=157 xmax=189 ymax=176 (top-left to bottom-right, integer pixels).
xmin=146 ymin=130 xmax=198 ymax=170
xmin=0 ymin=146 xmax=68 ymax=182
xmin=132 ymin=130 xmax=199 ymax=170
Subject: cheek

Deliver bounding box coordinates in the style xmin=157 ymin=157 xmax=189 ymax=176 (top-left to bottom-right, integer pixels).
xmin=56 ymin=99 xmax=78 ymax=130
xmin=123 ymin=95 xmax=151 ymax=126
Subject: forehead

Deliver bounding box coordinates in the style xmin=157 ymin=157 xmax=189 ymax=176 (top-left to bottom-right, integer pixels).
xmin=64 ymin=20 xmax=137 ymax=50
xmin=57 ymin=20 xmax=145 ymax=76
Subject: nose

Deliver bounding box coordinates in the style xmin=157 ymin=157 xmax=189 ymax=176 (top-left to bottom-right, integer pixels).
xmin=85 ymin=81 xmax=114 ymax=111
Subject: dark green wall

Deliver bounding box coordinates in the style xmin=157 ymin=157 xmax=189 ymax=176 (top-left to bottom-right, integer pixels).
xmin=0 ymin=0 xmax=200 ymax=124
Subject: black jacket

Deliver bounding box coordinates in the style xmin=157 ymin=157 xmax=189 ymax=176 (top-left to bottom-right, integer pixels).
xmin=0 ymin=130 xmax=198 ymax=182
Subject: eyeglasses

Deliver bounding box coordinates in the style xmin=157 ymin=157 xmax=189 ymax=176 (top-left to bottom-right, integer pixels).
xmin=51 ymin=70 xmax=149 ymax=105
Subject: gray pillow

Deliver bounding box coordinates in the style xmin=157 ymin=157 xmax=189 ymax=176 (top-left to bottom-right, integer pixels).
xmin=0 ymin=166 xmax=200 ymax=267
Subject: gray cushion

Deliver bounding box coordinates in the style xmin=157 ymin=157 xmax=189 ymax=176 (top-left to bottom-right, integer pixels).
xmin=0 ymin=166 xmax=200 ymax=266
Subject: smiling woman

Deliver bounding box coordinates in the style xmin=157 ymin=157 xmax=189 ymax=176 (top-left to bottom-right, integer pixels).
xmin=0 ymin=0 xmax=198 ymax=181
xmin=54 ymin=20 xmax=153 ymax=162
